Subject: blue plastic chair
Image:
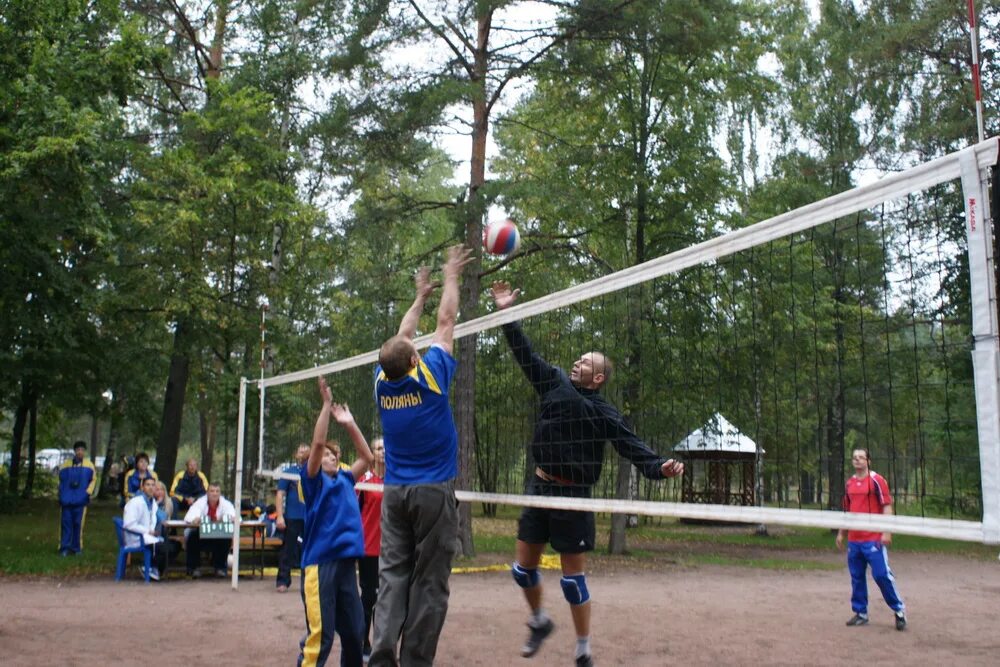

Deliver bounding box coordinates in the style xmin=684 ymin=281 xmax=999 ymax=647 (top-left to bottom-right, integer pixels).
xmin=113 ymin=517 xmax=151 ymax=582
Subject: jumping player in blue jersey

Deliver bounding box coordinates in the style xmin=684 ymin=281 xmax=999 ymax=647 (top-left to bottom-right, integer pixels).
xmin=298 ymin=377 xmax=374 ymax=667
xmin=369 ymin=244 xmax=472 ymax=667
xmin=491 ymin=281 xmax=685 ymax=667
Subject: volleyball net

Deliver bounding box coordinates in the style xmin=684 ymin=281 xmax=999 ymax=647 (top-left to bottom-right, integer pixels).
xmin=233 ymin=138 xmax=1000 ymax=581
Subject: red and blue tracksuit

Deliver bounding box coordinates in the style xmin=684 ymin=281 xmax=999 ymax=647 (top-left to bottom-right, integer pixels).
xmin=843 ymin=471 xmax=905 ymax=616
xmin=58 ymin=456 xmax=96 ymax=554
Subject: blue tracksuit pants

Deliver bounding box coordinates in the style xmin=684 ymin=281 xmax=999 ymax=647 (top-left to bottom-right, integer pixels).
xmin=298 ymin=558 xmax=364 ymax=667
xmin=847 ymin=540 xmax=905 ymax=615
xmin=60 ymin=505 xmax=87 ymax=554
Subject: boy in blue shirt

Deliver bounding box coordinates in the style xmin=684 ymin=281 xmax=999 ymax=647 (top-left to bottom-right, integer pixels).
xmin=298 ymin=377 xmax=374 ymax=667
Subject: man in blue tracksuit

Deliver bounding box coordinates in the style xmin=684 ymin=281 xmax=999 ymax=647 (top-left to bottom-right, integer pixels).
xmin=58 ymin=441 xmax=96 ymax=556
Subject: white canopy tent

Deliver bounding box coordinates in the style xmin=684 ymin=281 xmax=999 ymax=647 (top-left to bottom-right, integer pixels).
xmin=673 ymin=413 xmax=762 ymax=455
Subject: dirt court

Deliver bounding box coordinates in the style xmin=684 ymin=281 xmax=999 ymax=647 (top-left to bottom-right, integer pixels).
xmin=2 ymin=550 xmax=998 ymax=666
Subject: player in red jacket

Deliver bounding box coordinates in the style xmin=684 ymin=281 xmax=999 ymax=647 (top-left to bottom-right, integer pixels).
xmin=356 ymin=437 xmax=385 ymax=662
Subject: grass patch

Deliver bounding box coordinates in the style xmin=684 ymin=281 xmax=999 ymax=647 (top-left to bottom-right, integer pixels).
xmin=677 ymin=554 xmax=841 ymax=571
xmin=0 ymin=498 xmax=120 ymax=576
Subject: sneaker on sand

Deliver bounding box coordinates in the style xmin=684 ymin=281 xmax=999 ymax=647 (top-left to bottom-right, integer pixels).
xmin=895 ymin=612 xmax=907 ymax=631
xmin=846 ymin=613 xmax=869 ymax=627
xmin=215 ymin=568 xmax=228 ymax=578
xmin=189 ymin=569 xmax=201 ymax=579
xmin=575 ymin=655 xmax=594 ymax=667
xmin=147 ymin=567 xmax=160 ymax=581
xmin=276 ymin=585 xmax=289 ymax=593
xmin=521 ymin=618 xmax=554 ymax=658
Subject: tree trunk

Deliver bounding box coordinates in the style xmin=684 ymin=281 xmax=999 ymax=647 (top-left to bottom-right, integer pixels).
xmin=89 ymin=413 xmax=99 ymax=464
xmin=98 ymin=390 xmax=122 ymax=499
xmin=105 ymin=417 xmax=118 ymax=498
xmin=154 ymin=320 xmax=191 ymax=482
xmin=452 ymin=10 xmax=495 ymax=558
xmin=7 ymin=383 xmax=29 ymax=494
xmin=206 ymin=1 xmax=228 ymax=80
xmin=22 ymin=395 xmax=38 ymax=499
xmin=200 ymin=402 xmax=216 ymax=481
xmin=610 ymin=120 xmax=650 ymax=553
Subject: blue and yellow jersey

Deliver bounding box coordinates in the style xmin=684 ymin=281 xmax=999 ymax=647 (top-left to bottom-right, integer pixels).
xmin=374 ymin=344 xmax=458 ymax=485
xmin=170 ymin=469 xmax=209 ymax=501
xmin=300 ymin=468 xmax=364 ymax=566
xmin=123 ymin=468 xmax=159 ymax=502
xmin=277 ymin=463 xmax=306 ymax=521
xmin=58 ymin=457 xmax=96 ymax=507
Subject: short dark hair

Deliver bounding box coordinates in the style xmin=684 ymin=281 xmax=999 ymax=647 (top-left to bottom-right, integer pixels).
xmin=208 ymin=482 xmax=222 ymax=491
xmin=379 ymin=335 xmax=417 ymax=380
xmin=135 ymin=452 xmax=149 ymax=464
xmin=72 ymin=440 xmax=87 ymax=451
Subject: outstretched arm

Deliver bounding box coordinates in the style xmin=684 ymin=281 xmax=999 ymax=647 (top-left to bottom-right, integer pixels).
xmin=491 ymin=281 xmax=559 ymax=392
xmin=432 ymin=245 xmax=472 ymax=354
xmin=603 ymin=407 xmax=683 ymax=480
xmin=331 ymin=402 xmax=374 ymax=480
xmin=307 ymin=377 xmax=333 ymax=479
xmin=397 ymin=266 xmax=435 ymax=340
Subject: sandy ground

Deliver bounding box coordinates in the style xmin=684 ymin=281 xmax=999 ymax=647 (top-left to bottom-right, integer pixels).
xmin=1 ymin=551 xmax=998 ymax=666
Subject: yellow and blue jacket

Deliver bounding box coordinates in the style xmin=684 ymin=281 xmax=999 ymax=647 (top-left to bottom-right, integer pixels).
xmin=58 ymin=457 xmax=96 ymax=507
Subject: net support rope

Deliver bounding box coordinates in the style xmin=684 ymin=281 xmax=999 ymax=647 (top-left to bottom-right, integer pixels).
xmin=225 ymin=139 xmax=999 ymax=590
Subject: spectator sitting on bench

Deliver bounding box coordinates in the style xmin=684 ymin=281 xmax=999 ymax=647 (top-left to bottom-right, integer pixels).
xmin=170 ymin=458 xmax=209 ymax=517
xmin=122 ymin=475 xmax=166 ymax=580
xmin=183 ymin=482 xmax=236 ymax=578
xmin=123 ymin=452 xmax=158 ymax=508
xmin=153 ymin=480 xmax=181 ymax=567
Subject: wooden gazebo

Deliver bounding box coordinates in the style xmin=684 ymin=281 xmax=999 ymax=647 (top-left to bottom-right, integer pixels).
xmin=674 ymin=413 xmax=763 ymax=506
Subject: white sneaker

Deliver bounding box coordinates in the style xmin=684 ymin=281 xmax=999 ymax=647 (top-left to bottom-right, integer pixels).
xmin=147 ymin=567 xmax=161 ymax=581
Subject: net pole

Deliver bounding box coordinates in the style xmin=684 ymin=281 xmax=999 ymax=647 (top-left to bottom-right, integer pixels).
xmin=231 ymin=376 xmax=248 ymax=590
xmin=960 ymin=148 xmax=1000 ymax=544
xmin=966 ymin=0 xmax=986 ymax=143
xmin=258 ymin=306 xmax=267 ymax=474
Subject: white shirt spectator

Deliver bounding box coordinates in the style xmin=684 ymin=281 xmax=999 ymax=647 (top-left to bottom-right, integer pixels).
xmin=122 ymin=494 xmax=158 ymax=549
xmin=183 ymin=494 xmax=237 ymax=523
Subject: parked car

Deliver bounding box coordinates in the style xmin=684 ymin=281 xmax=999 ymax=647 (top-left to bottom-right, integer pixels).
xmin=35 ymin=448 xmax=75 ymax=471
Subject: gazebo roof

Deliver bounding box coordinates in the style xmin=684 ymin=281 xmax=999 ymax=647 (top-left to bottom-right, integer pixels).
xmin=673 ymin=413 xmax=762 ymax=454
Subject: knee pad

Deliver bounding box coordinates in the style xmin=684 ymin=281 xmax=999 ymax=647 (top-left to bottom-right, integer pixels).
xmin=560 ymin=573 xmax=590 ymax=605
xmin=511 ymin=562 xmax=540 ymax=589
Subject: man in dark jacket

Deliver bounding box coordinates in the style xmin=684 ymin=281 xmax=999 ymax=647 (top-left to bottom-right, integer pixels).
xmin=58 ymin=441 xmax=96 ymax=556
xmin=491 ymin=281 xmax=684 ymax=667
xmin=170 ymin=458 xmax=209 ymax=517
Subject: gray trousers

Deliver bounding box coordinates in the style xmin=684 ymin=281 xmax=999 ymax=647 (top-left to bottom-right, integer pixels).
xmin=369 ymin=480 xmax=458 ymax=667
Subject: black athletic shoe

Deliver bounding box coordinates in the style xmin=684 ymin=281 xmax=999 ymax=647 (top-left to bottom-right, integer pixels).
xmin=521 ymin=618 xmax=554 ymax=658
xmin=845 ymin=613 xmax=869 ymax=627
xmin=895 ymin=612 xmax=907 ymax=631
xmin=575 ymin=655 xmax=594 ymax=667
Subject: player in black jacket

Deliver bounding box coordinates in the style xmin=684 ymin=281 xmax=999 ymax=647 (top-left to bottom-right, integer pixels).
xmin=491 ymin=282 xmax=684 ymax=667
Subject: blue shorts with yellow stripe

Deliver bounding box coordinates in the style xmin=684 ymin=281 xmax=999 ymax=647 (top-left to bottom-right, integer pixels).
xmin=298 ymin=558 xmax=365 ymax=667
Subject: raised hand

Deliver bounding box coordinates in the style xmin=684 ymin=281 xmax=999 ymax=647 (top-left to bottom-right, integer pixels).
xmin=442 ymin=244 xmax=473 ymax=280
xmin=330 ymin=402 xmax=355 ymax=426
xmin=490 ymin=281 xmax=521 ymax=310
xmin=317 ymin=376 xmax=333 ymax=406
xmin=415 ymin=266 xmax=435 ymax=300
xmin=660 ymin=459 xmax=684 ymax=478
